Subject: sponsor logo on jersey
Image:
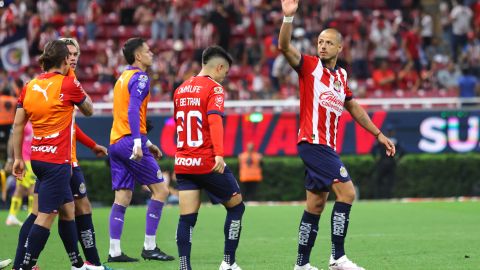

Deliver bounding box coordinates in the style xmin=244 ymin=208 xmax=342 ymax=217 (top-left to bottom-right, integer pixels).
xmin=213 ymin=86 xmax=223 ymax=94
xmin=31 ymin=145 xmax=58 ymax=154
xmin=339 ymin=166 xmax=348 ymax=178
xmin=175 ymin=157 xmax=202 ymax=166
xmin=319 ymin=91 xmax=344 ymax=114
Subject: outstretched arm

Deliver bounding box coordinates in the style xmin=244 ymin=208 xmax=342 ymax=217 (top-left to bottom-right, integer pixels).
xmin=278 ymin=0 xmax=301 ymax=68
xmin=344 ymin=99 xmax=396 ymax=157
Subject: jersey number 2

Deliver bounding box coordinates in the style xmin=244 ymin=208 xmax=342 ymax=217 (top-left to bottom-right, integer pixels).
xmin=176 ymin=110 xmax=203 ymax=147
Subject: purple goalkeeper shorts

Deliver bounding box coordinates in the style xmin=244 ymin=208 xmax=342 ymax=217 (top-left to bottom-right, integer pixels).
xmin=297 ymin=142 xmax=351 ymax=192
xmin=109 ymin=135 xmax=163 ymax=191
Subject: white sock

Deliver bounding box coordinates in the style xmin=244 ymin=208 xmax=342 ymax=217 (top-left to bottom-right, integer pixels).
xmin=109 ymin=238 xmax=121 ymax=257
xmin=144 ymin=235 xmax=156 ymax=250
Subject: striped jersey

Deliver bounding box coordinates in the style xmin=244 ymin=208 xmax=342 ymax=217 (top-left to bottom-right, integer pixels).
xmin=296 ymin=54 xmax=353 ymax=151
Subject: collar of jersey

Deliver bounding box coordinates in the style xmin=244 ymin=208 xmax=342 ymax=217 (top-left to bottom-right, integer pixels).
xmin=126 ymin=66 xmax=142 ymax=71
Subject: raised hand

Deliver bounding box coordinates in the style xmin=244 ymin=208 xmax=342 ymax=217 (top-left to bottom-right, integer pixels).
xmin=281 ymin=0 xmax=299 ymax=16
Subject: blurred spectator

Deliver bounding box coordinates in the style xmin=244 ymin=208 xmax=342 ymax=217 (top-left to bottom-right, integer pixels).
xmin=85 ymin=0 xmax=102 ymax=41
xmin=151 ymin=4 xmax=168 ymax=41
xmin=398 ymin=61 xmax=421 ymax=92
xmin=402 ymin=23 xmax=422 ymax=77
xmin=420 ymin=8 xmax=433 ymax=50
xmin=193 ymin=11 xmax=216 ymax=63
xmin=133 ymin=1 xmax=153 ymax=34
xmin=458 ymin=67 xmax=479 ymax=98
xmin=209 ymin=1 xmax=231 ymax=50
xmin=119 ymin=0 xmax=135 ymax=25
xmin=238 ymin=142 xmax=263 ymax=202
xmin=460 ymin=32 xmax=480 ymax=77
xmin=26 ymin=10 xmax=42 ymax=55
xmin=0 ymin=87 xmax=16 ymax=158
xmin=437 ymin=61 xmax=461 ymax=90
xmin=169 ymin=1 xmax=192 ymax=40
xmin=349 ymin=27 xmax=370 ymax=79
xmin=36 ymin=0 xmax=58 ymax=24
xmin=38 ymin=23 xmax=59 ymax=51
xmin=93 ymin=51 xmax=116 ymax=84
xmin=369 ymin=13 xmax=395 ymax=65
xmin=372 ymin=60 xmax=396 ymax=93
xmin=450 ymin=1 xmax=473 ymax=62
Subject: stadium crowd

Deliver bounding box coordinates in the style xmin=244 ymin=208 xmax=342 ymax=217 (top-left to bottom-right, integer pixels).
xmin=0 ymin=0 xmax=479 ymax=102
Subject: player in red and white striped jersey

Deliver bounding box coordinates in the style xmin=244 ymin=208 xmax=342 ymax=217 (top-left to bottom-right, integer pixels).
xmin=279 ymin=1 xmax=396 ymax=270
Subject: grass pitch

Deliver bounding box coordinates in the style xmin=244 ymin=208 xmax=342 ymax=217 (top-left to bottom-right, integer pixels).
xmin=0 ymin=201 xmax=479 ymax=270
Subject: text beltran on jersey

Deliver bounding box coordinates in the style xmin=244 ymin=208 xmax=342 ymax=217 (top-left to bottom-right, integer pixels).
xmin=176 ymin=97 xmax=201 ymax=107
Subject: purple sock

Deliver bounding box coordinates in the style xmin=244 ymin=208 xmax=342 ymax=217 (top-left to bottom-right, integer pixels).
xmin=146 ymin=199 xmax=164 ymax=236
xmin=109 ymin=203 xmax=127 ymax=239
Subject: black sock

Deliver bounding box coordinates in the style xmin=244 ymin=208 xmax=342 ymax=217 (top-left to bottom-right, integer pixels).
xmin=224 ymin=202 xmax=245 ymax=265
xmin=58 ymin=219 xmax=84 ymax=268
xmin=76 ymin=214 xmax=101 ymax=266
xmin=296 ymin=210 xmax=320 ymax=266
xmin=176 ymin=213 xmax=198 ymax=270
xmin=22 ymin=224 xmax=50 ymax=269
xmin=14 ymin=213 xmax=37 ymax=269
xmin=331 ymin=202 xmax=352 ymax=260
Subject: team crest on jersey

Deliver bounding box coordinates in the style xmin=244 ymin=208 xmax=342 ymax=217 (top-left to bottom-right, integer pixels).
xmin=339 ymin=166 xmax=348 ymax=178
xmin=333 ymin=80 xmax=342 ymax=92
xmin=79 ymin=183 xmax=86 ymax=194
xmin=138 ymin=75 xmax=148 ymax=90
xmin=213 ymin=86 xmax=223 ymax=94
xmin=214 ymin=95 xmax=224 ymax=109
xmin=156 ymin=169 xmax=162 ymax=179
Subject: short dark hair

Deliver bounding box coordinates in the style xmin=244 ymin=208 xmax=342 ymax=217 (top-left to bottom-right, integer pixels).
xmin=38 ymin=40 xmax=69 ymax=71
xmin=202 ymin=46 xmax=233 ymax=66
xmin=122 ymin=38 xmax=145 ymax=65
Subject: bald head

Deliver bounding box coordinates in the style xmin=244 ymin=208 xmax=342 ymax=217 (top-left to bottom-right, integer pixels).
xmin=319 ymin=28 xmax=343 ymax=44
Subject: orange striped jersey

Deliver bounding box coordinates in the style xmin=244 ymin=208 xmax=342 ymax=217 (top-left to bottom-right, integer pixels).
xmin=110 ymin=66 xmax=150 ymax=144
xmin=17 ymin=72 xmax=87 ymax=164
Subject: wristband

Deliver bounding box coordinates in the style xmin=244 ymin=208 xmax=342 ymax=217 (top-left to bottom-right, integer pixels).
xmin=146 ymin=140 xmax=153 ymax=147
xmin=133 ymin=138 xmax=142 ymax=148
xmin=283 ymin=16 xmax=294 ymax=23
xmin=375 ymin=131 xmax=382 ymax=138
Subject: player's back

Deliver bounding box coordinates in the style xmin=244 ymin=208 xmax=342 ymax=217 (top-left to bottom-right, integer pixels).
xmin=173 ymin=75 xmax=225 ymax=174
xmin=19 ymin=72 xmax=87 ymax=164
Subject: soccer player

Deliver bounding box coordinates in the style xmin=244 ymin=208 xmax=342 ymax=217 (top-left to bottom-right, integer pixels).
xmin=12 ymin=40 xmax=93 ymax=270
xmin=173 ymin=46 xmax=245 ymax=270
xmin=278 ymin=1 xmax=396 ymax=270
xmin=108 ymin=38 xmax=174 ymax=262
xmin=5 ymin=121 xmax=35 ymax=226
xmin=10 ymin=38 xmax=111 ymax=270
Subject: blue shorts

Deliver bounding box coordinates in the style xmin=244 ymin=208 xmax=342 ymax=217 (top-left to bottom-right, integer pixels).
xmin=109 ymin=135 xmax=163 ymax=190
xmin=71 ymin=166 xmax=87 ymax=199
xmin=32 ymin=160 xmax=73 ymax=214
xmin=176 ymin=166 xmax=241 ymax=204
xmin=297 ymin=142 xmax=351 ymax=192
